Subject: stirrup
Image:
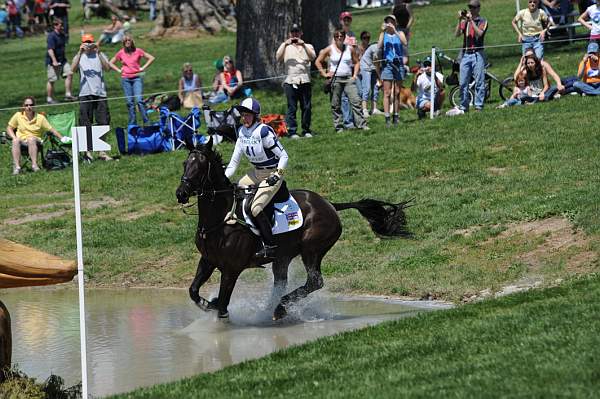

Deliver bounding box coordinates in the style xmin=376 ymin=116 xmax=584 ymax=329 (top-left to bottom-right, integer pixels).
xmin=255 ymin=244 xmax=277 ymax=259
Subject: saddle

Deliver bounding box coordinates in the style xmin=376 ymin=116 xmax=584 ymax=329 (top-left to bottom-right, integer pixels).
xmin=226 ymin=181 xmax=304 ymax=235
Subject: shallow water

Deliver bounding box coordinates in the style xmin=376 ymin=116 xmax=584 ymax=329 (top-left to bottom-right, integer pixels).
xmin=1 ymin=286 xmax=448 ymax=397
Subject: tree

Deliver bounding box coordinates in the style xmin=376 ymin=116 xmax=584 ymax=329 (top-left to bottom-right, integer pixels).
xmin=235 ymin=0 xmax=343 ymax=88
xmin=150 ymin=0 xmax=236 ymax=37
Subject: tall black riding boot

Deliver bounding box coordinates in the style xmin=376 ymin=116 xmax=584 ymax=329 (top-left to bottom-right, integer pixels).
xmin=254 ymin=211 xmax=277 ymax=258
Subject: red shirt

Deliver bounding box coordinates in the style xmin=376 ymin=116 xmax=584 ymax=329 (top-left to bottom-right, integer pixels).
xmin=115 ymin=48 xmax=146 ymax=79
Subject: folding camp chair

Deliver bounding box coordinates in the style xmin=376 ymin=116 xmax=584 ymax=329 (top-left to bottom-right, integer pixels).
xmin=159 ymin=106 xmax=204 ymax=151
xmin=202 ymin=104 xmax=239 ymax=143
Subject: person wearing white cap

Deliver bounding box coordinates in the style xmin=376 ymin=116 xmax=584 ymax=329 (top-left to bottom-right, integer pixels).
xmin=225 ymin=98 xmax=289 ymax=259
xmin=574 ymin=42 xmax=600 ymax=96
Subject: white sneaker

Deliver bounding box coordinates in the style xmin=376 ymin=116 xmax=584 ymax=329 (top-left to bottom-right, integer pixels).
xmin=371 ymin=108 xmax=384 ymax=115
xmin=362 ymin=109 xmax=370 ymax=118
xmin=445 ymin=107 xmax=465 ymax=116
xmin=289 ymin=134 xmax=301 ymax=140
xmin=554 ymin=93 xmax=561 ymax=99
xmin=303 ymin=132 xmax=313 ymax=138
xmin=361 ymin=126 xmax=370 ymax=131
xmin=12 ymin=166 xmax=20 ymax=175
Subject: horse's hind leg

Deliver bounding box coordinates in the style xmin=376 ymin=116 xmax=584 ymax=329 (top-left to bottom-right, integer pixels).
xmin=189 ymin=257 xmax=217 ymax=310
xmin=273 ymin=252 xmax=325 ymax=320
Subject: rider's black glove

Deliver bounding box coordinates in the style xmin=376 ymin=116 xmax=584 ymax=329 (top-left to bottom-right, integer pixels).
xmin=266 ymin=174 xmax=280 ymax=186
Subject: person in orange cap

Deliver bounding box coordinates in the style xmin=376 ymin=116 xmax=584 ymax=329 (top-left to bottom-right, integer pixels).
xmin=71 ymin=33 xmax=113 ymax=160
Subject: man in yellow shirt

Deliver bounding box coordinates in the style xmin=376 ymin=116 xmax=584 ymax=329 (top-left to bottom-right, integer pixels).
xmin=574 ymin=42 xmax=600 ymax=96
xmin=6 ymin=97 xmax=67 ymax=175
xmin=512 ymin=0 xmax=553 ymax=60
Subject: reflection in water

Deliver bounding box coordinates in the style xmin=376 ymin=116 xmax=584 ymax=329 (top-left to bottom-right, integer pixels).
xmin=0 ymin=286 xmax=447 ymax=397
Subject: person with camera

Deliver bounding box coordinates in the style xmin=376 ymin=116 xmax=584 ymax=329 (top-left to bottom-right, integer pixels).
xmin=450 ymin=0 xmax=487 ymax=114
xmin=413 ymin=57 xmax=444 ymax=119
xmin=72 ymin=33 xmax=113 ymax=161
xmin=574 ymin=42 xmax=600 ymax=96
xmin=276 ymin=23 xmax=316 ymax=139
xmin=378 ymin=14 xmax=407 ymax=127
xmin=512 ymin=0 xmax=552 ymax=60
xmin=46 ymin=18 xmax=75 ymax=104
xmin=315 ymin=29 xmax=368 ymax=133
xmin=7 ymin=96 xmax=68 ymax=175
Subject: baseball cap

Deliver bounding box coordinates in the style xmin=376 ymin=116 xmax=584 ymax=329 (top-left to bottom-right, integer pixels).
xmin=81 ymin=33 xmax=94 ymax=43
xmin=423 ymin=57 xmax=432 ymax=67
xmin=290 ymin=23 xmax=301 ymax=32
xmin=339 ymin=11 xmax=352 ymax=21
xmin=468 ymin=0 xmax=481 ymax=7
xmin=588 ymin=42 xmax=599 ymax=54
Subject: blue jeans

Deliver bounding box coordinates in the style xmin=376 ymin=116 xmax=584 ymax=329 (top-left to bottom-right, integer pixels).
xmin=521 ymin=36 xmax=544 ymax=60
xmin=208 ymin=91 xmax=229 ymax=105
xmin=573 ymin=81 xmax=600 ymax=95
xmin=360 ymin=69 xmax=380 ymax=102
xmin=149 ymin=0 xmax=157 ymax=20
xmin=121 ymin=77 xmax=149 ymax=125
xmin=459 ymin=52 xmax=486 ymax=111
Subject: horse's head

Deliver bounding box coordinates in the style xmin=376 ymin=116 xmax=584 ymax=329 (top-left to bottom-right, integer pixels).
xmin=176 ymin=137 xmax=226 ymax=204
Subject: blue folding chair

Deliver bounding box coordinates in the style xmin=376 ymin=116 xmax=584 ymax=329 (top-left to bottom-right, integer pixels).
xmin=159 ymin=107 xmax=205 ymax=150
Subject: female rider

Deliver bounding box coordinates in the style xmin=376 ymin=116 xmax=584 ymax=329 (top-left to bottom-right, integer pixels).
xmin=224 ymin=98 xmax=289 ymax=259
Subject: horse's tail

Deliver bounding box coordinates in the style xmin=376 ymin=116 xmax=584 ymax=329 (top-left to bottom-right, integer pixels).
xmin=332 ymin=198 xmax=414 ymax=237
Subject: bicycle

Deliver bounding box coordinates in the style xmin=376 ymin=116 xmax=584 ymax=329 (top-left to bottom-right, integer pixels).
xmin=435 ymin=50 xmax=514 ymax=108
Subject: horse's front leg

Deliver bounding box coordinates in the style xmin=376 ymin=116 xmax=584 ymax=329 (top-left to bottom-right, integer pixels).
xmin=216 ymin=270 xmax=241 ymax=319
xmin=189 ymin=257 xmax=217 ymax=311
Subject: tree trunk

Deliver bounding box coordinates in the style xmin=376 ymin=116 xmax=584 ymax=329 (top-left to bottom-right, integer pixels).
xmin=235 ymin=0 xmax=342 ymax=89
xmin=150 ymin=0 xmax=236 ymax=37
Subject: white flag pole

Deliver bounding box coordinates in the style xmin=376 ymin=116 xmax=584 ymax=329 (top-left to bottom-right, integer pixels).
xmin=72 ymin=130 xmax=89 ymax=399
xmin=430 ymin=47 xmax=436 ymax=120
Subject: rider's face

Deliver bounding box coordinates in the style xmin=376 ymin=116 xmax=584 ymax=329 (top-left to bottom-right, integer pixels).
xmin=241 ymin=112 xmax=254 ymax=127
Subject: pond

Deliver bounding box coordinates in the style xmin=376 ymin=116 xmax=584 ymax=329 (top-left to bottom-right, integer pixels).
xmin=1 ymin=286 xmax=450 ymax=397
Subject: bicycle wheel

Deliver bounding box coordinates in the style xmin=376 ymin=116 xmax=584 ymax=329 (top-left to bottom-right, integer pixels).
xmin=450 ymin=86 xmax=473 ymax=108
xmin=499 ymin=77 xmax=515 ymax=101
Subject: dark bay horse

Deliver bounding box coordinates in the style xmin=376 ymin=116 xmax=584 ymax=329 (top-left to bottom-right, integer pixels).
xmin=176 ymin=139 xmax=411 ymax=320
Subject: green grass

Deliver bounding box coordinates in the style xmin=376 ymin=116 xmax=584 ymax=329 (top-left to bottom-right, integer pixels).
xmin=1 ymin=0 xmax=598 ymax=299
xmin=110 ymin=273 xmax=600 ymax=398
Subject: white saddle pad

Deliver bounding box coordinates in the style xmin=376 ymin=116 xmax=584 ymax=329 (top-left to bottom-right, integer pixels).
xmin=242 ymin=195 xmax=304 ymax=236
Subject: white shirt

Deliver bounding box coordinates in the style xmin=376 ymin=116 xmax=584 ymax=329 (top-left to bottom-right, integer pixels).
xmin=416 ymin=71 xmax=444 ymax=99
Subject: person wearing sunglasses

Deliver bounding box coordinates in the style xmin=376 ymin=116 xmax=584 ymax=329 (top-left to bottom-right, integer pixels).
xmin=6 ymin=97 xmax=67 ymax=175
xmin=178 ymin=62 xmax=203 ymax=108
xmin=315 ymin=29 xmax=369 ymax=133
xmin=450 ymin=0 xmax=488 ymax=114
xmin=512 ymin=0 xmax=553 ymax=60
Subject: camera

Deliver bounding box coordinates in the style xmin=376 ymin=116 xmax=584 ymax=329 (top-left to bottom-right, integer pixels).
xmin=460 ymin=9 xmax=468 ymax=18
xmin=291 ymin=38 xmax=298 ymax=44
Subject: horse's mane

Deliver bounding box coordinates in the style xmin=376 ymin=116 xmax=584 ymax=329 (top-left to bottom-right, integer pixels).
xmin=197 ymin=143 xmax=231 ymax=185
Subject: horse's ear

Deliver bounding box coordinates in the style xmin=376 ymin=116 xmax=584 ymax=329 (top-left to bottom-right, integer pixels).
xmin=184 ymin=135 xmax=194 ymax=151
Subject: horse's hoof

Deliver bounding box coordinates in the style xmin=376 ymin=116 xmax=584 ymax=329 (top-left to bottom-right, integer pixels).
xmin=273 ymin=304 xmax=287 ymax=320
xmin=207 ymin=298 xmax=219 ymax=310
xmin=218 ymin=311 xmax=229 ymax=319
xmin=195 ymin=296 xmax=214 ymax=312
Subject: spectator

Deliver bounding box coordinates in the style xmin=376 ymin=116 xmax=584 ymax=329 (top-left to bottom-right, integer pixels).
xmin=99 ymin=15 xmax=124 ymax=45
xmin=5 ymin=0 xmax=24 ymax=38
xmin=48 ymin=0 xmax=69 ymax=41
xmin=578 ymin=2 xmax=600 ymax=42
xmin=512 ymin=0 xmax=552 ymax=60
xmin=209 ymin=55 xmax=244 ymax=104
xmin=315 ymin=29 xmax=369 ymax=133
xmin=207 ymin=59 xmax=224 ymax=102
xmin=46 ymin=18 xmax=75 ymax=103
xmin=574 ymin=42 xmax=600 ymax=95
xmin=517 ymin=51 xmax=550 ymax=101
xmin=414 ymin=57 xmax=444 ymax=118
xmin=513 ymin=48 xmax=564 ymax=99
xmin=148 ymin=0 xmax=156 ymax=20
xmin=276 ymin=23 xmax=316 ymax=139
xmin=450 ymin=0 xmax=487 ymax=115
xmin=109 ymin=34 xmax=156 ymax=125
xmin=83 ymin=0 xmax=100 ymax=20
xmin=392 ymin=0 xmax=414 ymax=64
xmin=6 ymin=96 xmax=67 ymax=175
xmin=72 ymin=33 xmax=113 ymax=161
xmin=497 ymin=72 xmax=536 ymax=108
xmin=339 ymin=11 xmax=357 ymax=128
xmin=541 ymin=0 xmax=572 ymax=26
xmin=33 ymin=0 xmax=49 ymax=31
xmin=377 ymin=14 xmax=407 ymax=126
xmin=359 ymin=31 xmax=382 ymax=117
xmin=178 ymin=62 xmax=203 ymax=109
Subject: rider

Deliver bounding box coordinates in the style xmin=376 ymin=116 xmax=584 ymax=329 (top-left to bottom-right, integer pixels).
xmin=225 ymin=98 xmax=289 ymax=258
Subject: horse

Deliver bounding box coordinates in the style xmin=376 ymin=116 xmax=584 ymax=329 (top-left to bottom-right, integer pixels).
xmin=175 ymin=138 xmax=411 ymax=320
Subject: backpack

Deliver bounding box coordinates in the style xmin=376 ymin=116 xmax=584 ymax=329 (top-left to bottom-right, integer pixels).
xmin=43 ymin=149 xmax=71 ymax=170
xmin=260 ymin=114 xmax=288 ymax=137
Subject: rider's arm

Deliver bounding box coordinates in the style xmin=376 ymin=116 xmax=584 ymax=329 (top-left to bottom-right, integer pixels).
xmin=224 ymin=139 xmax=243 ymax=178
xmin=262 ymin=129 xmax=288 ymax=172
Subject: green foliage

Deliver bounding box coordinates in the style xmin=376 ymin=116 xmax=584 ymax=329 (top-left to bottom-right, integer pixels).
xmin=0 ymin=366 xmax=80 ymax=399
